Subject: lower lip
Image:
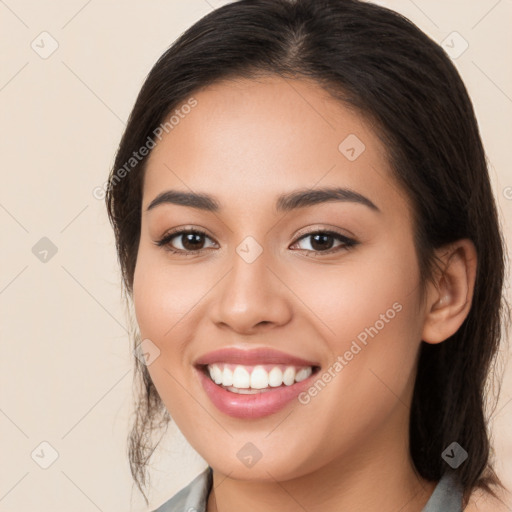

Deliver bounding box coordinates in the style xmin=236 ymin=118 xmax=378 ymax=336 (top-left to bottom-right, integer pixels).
xmin=196 ymin=367 xmax=318 ymax=419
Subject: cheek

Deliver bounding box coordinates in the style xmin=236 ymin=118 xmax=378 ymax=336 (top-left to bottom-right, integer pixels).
xmin=297 ymin=239 xmax=423 ymax=417
xmin=132 ymin=252 xmax=199 ymax=420
xmin=333 ymin=240 xmax=422 ymax=377
xmin=132 ymin=246 xmax=217 ymax=403
xmin=289 ymin=238 xmax=420 ymax=345
xmin=132 ymin=246 xmax=205 ymax=340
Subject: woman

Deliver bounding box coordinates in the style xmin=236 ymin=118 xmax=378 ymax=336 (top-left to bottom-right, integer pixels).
xmin=105 ymin=1 xmax=511 ymax=510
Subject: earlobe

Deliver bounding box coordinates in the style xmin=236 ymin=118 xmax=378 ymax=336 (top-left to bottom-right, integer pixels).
xmin=421 ymin=239 xmax=477 ymax=344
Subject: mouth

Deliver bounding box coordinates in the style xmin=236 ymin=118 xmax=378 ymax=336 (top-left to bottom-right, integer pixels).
xmin=194 ymin=357 xmax=321 ymax=419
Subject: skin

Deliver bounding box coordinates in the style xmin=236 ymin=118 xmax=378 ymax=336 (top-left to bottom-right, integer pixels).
xmin=132 ymin=75 xmax=478 ymax=512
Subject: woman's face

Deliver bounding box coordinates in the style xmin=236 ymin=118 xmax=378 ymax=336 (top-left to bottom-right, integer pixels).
xmin=133 ymin=75 xmax=427 ymax=481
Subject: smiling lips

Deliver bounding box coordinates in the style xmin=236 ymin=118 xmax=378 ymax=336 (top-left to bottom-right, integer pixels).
xmin=194 ymin=347 xmax=321 ymax=418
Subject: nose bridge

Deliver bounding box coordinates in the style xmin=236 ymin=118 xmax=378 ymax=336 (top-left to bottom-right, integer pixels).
xmin=212 ymin=233 xmax=291 ymax=331
xmin=232 ymin=236 xmax=271 ymax=288
xmin=227 ymin=234 xmax=274 ymax=303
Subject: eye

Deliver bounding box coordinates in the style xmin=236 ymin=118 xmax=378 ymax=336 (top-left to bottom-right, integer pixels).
xmin=154 ymin=228 xmax=217 ymax=255
xmin=290 ymin=230 xmax=358 ymax=255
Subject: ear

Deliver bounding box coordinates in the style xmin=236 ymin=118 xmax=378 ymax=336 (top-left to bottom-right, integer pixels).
xmin=421 ymin=239 xmax=477 ymax=344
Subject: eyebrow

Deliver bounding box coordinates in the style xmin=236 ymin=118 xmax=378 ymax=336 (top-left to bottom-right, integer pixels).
xmin=146 ymin=186 xmax=381 ymax=214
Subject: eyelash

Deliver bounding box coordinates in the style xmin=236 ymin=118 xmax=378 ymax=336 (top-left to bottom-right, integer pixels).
xmin=154 ymin=227 xmax=358 ymax=257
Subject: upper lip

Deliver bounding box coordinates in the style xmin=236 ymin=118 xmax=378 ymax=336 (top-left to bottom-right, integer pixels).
xmin=194 ymin=347 xmax=320 ymax=368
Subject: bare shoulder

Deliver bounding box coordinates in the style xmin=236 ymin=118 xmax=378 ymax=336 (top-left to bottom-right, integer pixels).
xmin=463 ymin=485 xmax=512 ymax=512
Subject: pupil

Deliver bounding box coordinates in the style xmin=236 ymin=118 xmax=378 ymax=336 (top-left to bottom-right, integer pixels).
xmin=183 ymin=233 xmax=203 ymax=250
xmin=311 ymin=234 xmax=333 ymax=251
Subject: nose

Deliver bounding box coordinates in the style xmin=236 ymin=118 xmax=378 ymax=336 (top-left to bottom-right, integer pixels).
xmin=210 ymin=244 xmax=293 ymax=334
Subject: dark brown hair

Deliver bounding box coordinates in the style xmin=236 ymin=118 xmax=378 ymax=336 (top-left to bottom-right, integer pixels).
xmin=105 ymin=0 xmax=511 ymax=507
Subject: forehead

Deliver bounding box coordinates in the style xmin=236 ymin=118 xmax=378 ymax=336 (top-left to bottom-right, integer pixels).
xmin=142 ymin=75 xmax=410 ymax=218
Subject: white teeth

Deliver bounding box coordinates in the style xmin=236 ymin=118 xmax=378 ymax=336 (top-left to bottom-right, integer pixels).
xmin=206 ymin=364 xmax=314 ymax=390
xmin=295 ymin=367 xmax=312 ymax=382
xmin=210 ymin=364 xmax=223 ymax=385
xmin=268 ymin=367 xmax=283 ymax=387
xmin=232 ymin=366 xmax=250 ymax=388
xmin=250 ymin=366 xmax=269 ymax=389
xmin=283 ymin=366 xmax=296 ymax=386
xmin=222 ymin=366 xmax=233 ymax=387
xmin=226 ymin=386 xmax=272 ymax=394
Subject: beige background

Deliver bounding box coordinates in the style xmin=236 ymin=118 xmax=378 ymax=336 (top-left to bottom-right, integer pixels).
xmin=1 ymin=0 xmax=511 ymax=510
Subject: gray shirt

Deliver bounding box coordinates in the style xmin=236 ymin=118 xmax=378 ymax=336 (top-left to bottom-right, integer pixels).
xmin=152 ymin=466 xmax=463 ymax=511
